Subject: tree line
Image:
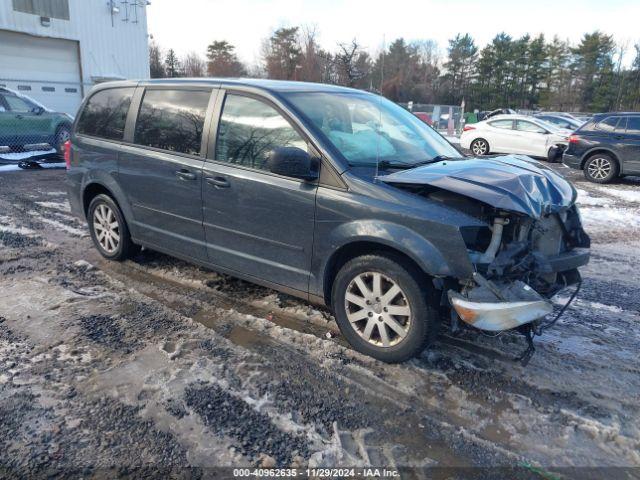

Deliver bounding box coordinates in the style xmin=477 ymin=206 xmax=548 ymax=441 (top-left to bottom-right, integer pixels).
xmin=149 ymin=28 xmax=640 ymax=113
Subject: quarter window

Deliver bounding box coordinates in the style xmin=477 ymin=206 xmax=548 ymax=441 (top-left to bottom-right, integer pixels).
xmin=215 ymin=94 xmax=306 ymax=171
xmin=134 ymin=89 xmax=211 ymax=156
xmin=627 ymin=117 xmax=640 ymax=135
xmin=77 ymin=88 xmax=134 ymax=141
xmin=489 ymin=120 xmax=513 ymax=129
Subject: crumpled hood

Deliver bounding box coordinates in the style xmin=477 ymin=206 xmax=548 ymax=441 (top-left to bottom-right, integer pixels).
xmin=378 ymin=155 xmax=577 ymax=219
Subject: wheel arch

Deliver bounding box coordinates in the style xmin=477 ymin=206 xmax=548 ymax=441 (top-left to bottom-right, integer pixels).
xmin=319 ymin=222 xmax=455 ymax=306
xmin=81 ymin=178 xmax=137 ymax=237
xmin=580 ymin=148 xmax=620 ymax=170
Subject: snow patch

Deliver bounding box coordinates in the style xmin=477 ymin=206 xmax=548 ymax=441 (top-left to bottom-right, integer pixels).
xmin=575 ymin=189 xmax=611 ymax=207
xmin=597 ymin=187 xmax=640 ymax=204
xmin=28 ymin=211 xmax=87 ymax=237
xmin=36 ymin=201 xmax=71 ymax=213
xmin=579 ymin=207 xmax=640 ymax=230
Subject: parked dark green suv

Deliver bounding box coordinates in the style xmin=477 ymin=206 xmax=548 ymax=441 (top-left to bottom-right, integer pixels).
xmin=0 ymin=88 xmax=73 ymax=157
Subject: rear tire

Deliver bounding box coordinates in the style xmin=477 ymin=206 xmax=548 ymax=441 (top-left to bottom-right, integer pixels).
xmin=88 ymin=194 xmax=140 ymax=261
xmin=583 ymin=153 xmax=618 ymax=184
xmin=331 ymin=253 xmax=439 ymax=363
xmin=471 ymin=138 xmax=490 ymax=156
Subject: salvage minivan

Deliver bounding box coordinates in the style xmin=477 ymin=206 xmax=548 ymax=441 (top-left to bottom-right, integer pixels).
xmin=66 ymin=79 xmax=590 ymax=363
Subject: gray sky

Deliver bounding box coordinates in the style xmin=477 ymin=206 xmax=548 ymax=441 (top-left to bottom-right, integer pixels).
xmin=147 ymin=0 xmax=639 ymax=65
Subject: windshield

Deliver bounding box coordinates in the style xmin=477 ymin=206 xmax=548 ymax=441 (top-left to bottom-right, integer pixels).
xmin=284 ymin=92 xmax=460 ymax=168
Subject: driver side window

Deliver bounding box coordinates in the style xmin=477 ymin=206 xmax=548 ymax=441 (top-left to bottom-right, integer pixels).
xmin=215 ymin=94 xmax=306 ymax=172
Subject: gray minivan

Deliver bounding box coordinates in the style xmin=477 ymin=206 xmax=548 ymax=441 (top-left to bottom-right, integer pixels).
xmin=66 ymin=79 xmax=590 ymax=363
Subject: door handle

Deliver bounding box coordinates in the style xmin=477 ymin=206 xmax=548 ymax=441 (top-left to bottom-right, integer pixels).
xmin=15 ymin=114 xmax=23 ymax=119
xmin=206 ymin=176 xmax=230 ymax=188
xmin=175 ymin=169 xmax=197 ymax=181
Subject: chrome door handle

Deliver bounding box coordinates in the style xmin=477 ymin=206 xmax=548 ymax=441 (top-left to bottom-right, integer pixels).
xmin=175 ymin=169 xmax=196 ymax=181
xmin=206 ymin=176 xmax=230 ymax=188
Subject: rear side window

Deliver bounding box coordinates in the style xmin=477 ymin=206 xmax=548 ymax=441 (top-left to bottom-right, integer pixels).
xmin=627 ymin=117 xmax=640 ymax=135
xmin=215 ymin=94 xmax=306 ymax=171
xmin=134 ymin=89 xmax=211 ymax=156
xmin=77 ymin=88 xmax=134 ymax=141
xmin=596 ymin=116 xmax=621 ymax=132
xmin=488 ymin=119 xmax=513 ymax=129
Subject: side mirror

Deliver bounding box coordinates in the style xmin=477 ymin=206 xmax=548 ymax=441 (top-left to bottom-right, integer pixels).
xmin=268 ymin=147 xmax=319 ymax=181
xmin=32 ymin=106 xmax=45 ymax=115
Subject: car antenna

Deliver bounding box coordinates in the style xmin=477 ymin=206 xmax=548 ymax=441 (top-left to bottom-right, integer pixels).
xmin=374 ymin=93 xmax=382 ymax=181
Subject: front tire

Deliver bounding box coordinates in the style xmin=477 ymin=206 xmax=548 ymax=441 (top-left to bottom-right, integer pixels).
xmin=88 ymin=194 xmax=139 ymax=261
xmin=331 ymin=254 xmax=439 ymax=363
xmin=583 ymin=153 xmax=618 ymax=184
xmin=470 ymin=138 xmax=490 ymax=156
xmin=54 ymin=124 xmax=71 ymax=159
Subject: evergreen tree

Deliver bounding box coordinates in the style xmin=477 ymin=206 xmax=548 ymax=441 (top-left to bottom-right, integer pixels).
xmin=164 ymin=49 xmax=182 ymax=78
xmin=443 ymin=34 xmax=477 ymax=104
xmin=262 ymin=27 xmax=303 ymax=80
xmin=206 ymin=41 xmax=246 ymax=77
xmin=571 ymin=32 xmax=616 ymax=111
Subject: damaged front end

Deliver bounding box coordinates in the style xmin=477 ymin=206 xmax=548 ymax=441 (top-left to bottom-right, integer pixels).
xmin=379 ymin=155 xmax=591 ymax=362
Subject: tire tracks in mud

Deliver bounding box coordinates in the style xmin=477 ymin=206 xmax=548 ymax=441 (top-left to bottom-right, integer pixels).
xmin=1 ymin=169 xmax=640 ymax=473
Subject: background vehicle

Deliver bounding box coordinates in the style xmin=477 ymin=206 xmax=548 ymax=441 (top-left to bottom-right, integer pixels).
xmin=563 ymin=112 xmax=640 ymax=183
xmin=0 ymin=88 xmax=72 ymax=158
xmin=460 ymin=114 xmax=570 ymax=160
xmin=67 ymin=79 xmax=589 ymax=363
xmin=477 ymin=108 xmax=516 ymax=121
xmin=412 ymin=111 xmax=433 ymax=126
xmin=535 ymin=113 xmax=584 ymax=131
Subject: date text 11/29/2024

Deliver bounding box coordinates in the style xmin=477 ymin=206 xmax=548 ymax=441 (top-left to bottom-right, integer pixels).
xmin=233 ymin=468 xmax=400 ymax=477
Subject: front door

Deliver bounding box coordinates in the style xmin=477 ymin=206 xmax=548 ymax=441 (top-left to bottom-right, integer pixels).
xmin=486 ymin=119 xmax=515 ymax=153
xmin=0 ymin=91 xmax=50 ymax=146
xmin=202 ymin=92 xmax=317 ymax=293
xmin=118 ymin=87 xmax=216 ymax=261
xmin=513 ymin=120 xmax=548 ymax=156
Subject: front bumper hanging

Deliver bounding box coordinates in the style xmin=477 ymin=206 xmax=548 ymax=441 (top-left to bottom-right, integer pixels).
xmin=448 ymin=274 xmax=553 ymax=332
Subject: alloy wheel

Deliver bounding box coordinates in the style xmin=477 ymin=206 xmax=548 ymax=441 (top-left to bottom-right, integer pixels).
xmin=93 ymin=204 xmax=120 ymax=254
xmin=587 ymin=157 xmax=612 ymax=180
xmin=344 ymin=271 xmax=412 ymax=348
xmin=472 ymin=140 xmax=488 ymax=155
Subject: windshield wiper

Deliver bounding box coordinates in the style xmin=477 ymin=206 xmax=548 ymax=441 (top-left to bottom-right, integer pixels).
xmin=377 ymin=155 xmax=461 ymax=171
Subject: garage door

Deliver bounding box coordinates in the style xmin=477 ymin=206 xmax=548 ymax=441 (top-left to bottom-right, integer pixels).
xmin=0 ymin=29 xmax=83 ymax=116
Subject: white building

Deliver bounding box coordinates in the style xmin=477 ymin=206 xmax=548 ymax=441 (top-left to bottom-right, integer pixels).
xmin=0 ymin=0 xmax=150 ymax=115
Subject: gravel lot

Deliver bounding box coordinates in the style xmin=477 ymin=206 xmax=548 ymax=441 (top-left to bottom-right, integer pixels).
xmin=0 ymin=164 xmax=639 ymax=478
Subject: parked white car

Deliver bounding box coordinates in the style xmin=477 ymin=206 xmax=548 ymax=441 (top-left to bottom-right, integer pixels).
xmin=460 ymin=115 xmax=570 ymax=159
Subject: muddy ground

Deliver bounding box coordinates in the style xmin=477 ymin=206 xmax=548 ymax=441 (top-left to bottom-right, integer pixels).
xmin=0 ymin=164 xmax=639 ymax=479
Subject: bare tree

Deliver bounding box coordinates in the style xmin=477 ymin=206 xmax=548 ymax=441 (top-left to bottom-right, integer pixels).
xmin=298 ymin=25 xmax=322 ymax=82
xmin=149 ymin=39 xmax=165 ymax=78
xmin=334 ymin=40 xmax=365 ymax=87
xmin=182 ymin=52 xmax=206 ymax=77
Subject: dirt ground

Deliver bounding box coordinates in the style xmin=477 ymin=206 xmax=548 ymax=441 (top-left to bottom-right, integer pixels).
xmin=0 ymin=164 xmax=639 ymax=479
